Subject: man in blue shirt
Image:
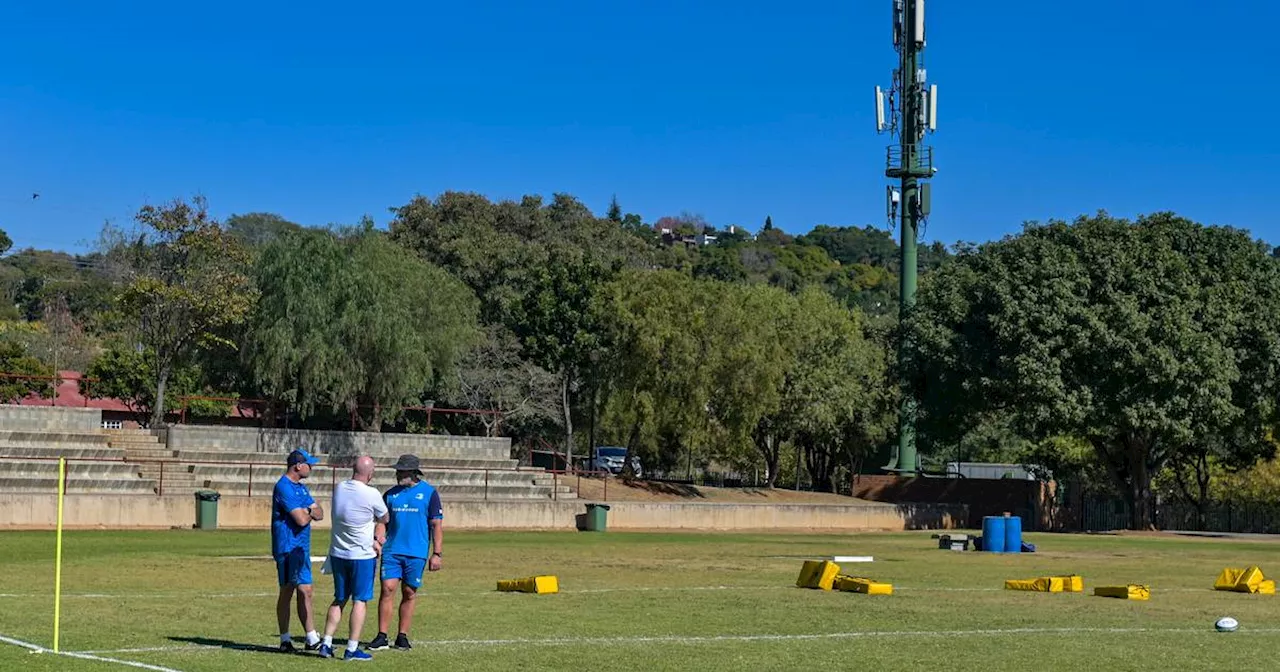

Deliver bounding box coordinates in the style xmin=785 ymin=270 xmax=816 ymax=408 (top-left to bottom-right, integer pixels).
xmin=272 ymin=448 xmax=325 ymax=654
xmin=366 ymin=454 xmax=443 ymax=651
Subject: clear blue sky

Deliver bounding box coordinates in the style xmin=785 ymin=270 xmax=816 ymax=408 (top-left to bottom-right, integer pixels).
xmin=1 ymin=0 xmax=1275 ymax=253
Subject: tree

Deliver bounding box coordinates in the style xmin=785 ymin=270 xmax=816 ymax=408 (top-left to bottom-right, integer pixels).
xmin=705 ymin=283 xmax=793 ymax=485
xmin=0 ymin=228 xmax=10 ymax=256
xmin=599 ymin=270 xmax=719 ymax=477
xmin=907 ymin=212 xmax=1280 ymax=529
xmin=224 ymin=212 xmax=303 ymax=248
xmin=85 ymin=346 xmax=231 ymax=424
xmin=511 ymin=245 xmax=612 ymax=467
xmin=778 ymin=288 xmax=890 ymax=492
xmin=0 ymin=340 xmax=53 ymax=403
xmin=245 ymin=225 xmax=479 ymax=430
xmin=606 ymin=196 xmax=623 ymax=223
xmin=452 ymin=324 xmax=560 ymax=438
xmin=763 ymin=216 xmax=774 ymax=231
xmin=112 ymin=197 xmax=256 ymax=425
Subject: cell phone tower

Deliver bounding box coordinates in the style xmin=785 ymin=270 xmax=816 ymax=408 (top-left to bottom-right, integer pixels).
xmin=876 ymin=0 xmax=936 ymax=477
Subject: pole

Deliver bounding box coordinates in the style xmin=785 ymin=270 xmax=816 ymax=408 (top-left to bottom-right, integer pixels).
xmin=879 ymin=0 xmax=935 ymax=477
xmin=53 ymin=457 xmax=66 ymax=652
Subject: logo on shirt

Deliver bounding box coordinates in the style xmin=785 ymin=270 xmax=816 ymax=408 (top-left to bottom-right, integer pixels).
xmin=416 ymin=493 xmax=424 ymax=500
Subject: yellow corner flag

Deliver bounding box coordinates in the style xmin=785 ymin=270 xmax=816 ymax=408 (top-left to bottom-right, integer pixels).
xmin=53 ymin=457 xmax=65 ymax=652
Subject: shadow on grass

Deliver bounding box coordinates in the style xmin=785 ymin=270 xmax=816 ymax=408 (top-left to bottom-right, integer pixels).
xmin=623 ymin=480 xmax=706 ymax=499
xmin=166 ymin=636 xmax=296 ymax=654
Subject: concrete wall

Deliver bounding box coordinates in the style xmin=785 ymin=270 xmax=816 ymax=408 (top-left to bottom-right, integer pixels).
xmin=157 ymin=424 xmax=511 ymax=461
xmin=0 ymin=494 xmax=965 ymax=532
xmin=0 ymin=405 xmax=102 ymax=433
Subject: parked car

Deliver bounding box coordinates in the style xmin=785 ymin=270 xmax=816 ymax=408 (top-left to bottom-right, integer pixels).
xmin=590 ymin=446 xmax=642 ymax=476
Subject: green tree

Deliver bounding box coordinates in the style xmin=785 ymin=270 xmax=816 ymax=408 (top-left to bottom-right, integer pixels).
xmin=245 ymin=225 xmax=479 ymax=430
xmin=224 ymin=212 xmax=303 ymax=248
xmin=0 ymin=340 xmax=53 ymax=403
xmin=112 ymin=197 xmax=256 ymax=425
xmin=779 ymin=288 xmax=890 ymax=491
xmin=705 ymin=283 xmax=793 ymax=484
xmin=907 ymin=212 xmax=1280 ymax=529
xmin=606 ymin=196 xmax=623 ymax=223
xmin=512 ymin=245 xmax=612 ymax=466
xmin=598 ymin=270 xmax=718 ymax=476
xmin=86 ymin=346 xmax=231 ymax=424
xmin=0 ymin=228 xmax=11 ymax=256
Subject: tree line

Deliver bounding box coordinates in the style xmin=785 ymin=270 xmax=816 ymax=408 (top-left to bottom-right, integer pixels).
xmin=4 ymin=197 xmax=1280 ymax=528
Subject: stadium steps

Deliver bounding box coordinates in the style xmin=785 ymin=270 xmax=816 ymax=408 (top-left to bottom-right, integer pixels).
xmin=0 ymin=428 xmax=578 ymax=500
xmin=0 ymin=460 xmax=157 ymax=495
xmin=105 ymin=429 xmax=199 ymax=495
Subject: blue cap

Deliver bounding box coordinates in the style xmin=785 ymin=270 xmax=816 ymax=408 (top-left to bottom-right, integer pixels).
xmin=287 ymin=449 xmax=320 ymax=467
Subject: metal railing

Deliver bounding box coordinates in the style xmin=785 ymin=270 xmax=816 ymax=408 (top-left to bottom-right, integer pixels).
xmin=0 ymin=372 xmax=97 ymax=407
xmin=0 ymin=454 xmax=610 ymax=501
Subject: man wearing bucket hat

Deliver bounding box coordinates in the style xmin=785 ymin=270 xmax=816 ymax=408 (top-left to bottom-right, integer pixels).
xmin=272 ymin=448 xmax=325 ymax=653
xmin=366 ymin=454 xmax=443 ymax=651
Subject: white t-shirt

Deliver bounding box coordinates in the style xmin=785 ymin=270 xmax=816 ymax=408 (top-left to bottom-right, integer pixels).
xmin=329 ymin=479 xmax=389 ymax=560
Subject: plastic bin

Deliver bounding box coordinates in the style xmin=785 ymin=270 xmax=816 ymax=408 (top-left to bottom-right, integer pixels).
xmin=585 ymin=503 xmax=611 ymax=532
xmin=195 ymin=490 xmax=221 ymax=530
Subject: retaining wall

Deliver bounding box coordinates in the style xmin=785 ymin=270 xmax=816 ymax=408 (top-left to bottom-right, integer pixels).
xmin=0 ymin=494 xmax=965 ymax=532
xmin=0 ymin=405 xmax=102 ymax=433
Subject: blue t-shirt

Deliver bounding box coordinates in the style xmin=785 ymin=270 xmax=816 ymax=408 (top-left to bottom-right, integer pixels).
xmin=382 ymin=480 xmax=443 ymax=559
xmin=272 ymin=475 xmax=316 ymax=557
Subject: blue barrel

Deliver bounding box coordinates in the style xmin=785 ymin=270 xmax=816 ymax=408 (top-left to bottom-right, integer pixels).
xmin=982 ymin=516 xmax=1006 ymax=553
xmin=1004 ymin=515 xmax=1022 ymax=554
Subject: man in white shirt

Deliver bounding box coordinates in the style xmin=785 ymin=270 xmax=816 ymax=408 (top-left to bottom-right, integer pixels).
xmin=318 ymin=455 xmax=389 ymax=661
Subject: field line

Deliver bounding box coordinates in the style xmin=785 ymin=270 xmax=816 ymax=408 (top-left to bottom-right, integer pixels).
xmin=73 ymin=626 xmax=1280 ymax=655
xmin=0 ymin=632 xmax=185 ymax=671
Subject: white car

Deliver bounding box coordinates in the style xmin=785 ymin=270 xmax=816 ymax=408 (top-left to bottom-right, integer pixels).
xmin=591 ymin=446 xmax=642 ymax=476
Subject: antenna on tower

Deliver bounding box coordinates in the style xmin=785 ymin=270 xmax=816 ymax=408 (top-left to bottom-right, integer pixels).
xmin=915 ymin=0 xmax=926 ymax=45
xmin=875 ymin=87 xmax=886 ymax=131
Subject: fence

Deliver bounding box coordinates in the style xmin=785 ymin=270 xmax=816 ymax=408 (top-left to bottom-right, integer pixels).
xmin=0 ymin=454 xmax=611 ymax=502
xmin=1058 ymin=493 xmax=1280 ymax=534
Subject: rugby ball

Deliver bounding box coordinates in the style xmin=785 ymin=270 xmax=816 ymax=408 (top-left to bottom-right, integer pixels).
xmin=1215 ymin=617 xmax=1239 ymax=632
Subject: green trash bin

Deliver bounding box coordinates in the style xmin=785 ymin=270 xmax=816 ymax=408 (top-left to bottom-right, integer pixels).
xmin=585 ymin=503 xmax=610 ymax=532
xmin=195 ymin=490 xmax=221 ymax=530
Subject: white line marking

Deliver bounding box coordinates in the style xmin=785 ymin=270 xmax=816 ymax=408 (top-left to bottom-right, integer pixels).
xmin=0 ymin=632 xmax=185 ymax=671
xmin=0 ymin=585 xmax=1226 ymax=599
xmin=73 ymin=626 xmax=1280 ymax=654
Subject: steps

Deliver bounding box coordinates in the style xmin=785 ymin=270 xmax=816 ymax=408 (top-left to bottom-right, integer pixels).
xmin=106 ymin=429 xmax=198 ymax=495
xmin=0 ymin=425 xmax=580 ymax=501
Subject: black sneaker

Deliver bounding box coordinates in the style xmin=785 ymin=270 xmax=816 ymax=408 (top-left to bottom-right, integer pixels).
xmin=394 ymin=634 xmax=412 ymax=651
xmin=305 ymin=639 xmax=322 ymax=652
xmin=366 ymin=633 xmax=390 ymax=651
xmin=279 ymin=641 xmax=297 ymax=654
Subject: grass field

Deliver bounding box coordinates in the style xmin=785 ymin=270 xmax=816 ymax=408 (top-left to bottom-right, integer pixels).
xmin=0 ymin=529 xmax=1278 ymax=670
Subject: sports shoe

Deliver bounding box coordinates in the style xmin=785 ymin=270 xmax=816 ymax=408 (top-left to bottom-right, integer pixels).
xmin=344 ymin=649 xmax=373 ymax=662
xmin=394 ymin=634 xmax=412 ymax=650
xmin=279 ymin=641 xmax=297 ymax=654
xmin=318 ymin=644 xmax=334 ymax=659
xmin=366 ymin=633 xmax=390 ymax=650
xmin=306 ymin=639 xmax=323 ymax=652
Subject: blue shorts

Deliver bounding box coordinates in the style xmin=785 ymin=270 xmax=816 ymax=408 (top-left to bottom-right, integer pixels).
xmin=380 ymin=554 xmax=426 ymax=590
xmin=331 ymin=557 xmax=376 ymax=603
xmin=275 ymin=546 xmax=312 ymax=587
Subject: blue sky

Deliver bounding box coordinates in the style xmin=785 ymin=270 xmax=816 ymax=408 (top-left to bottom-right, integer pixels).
xmin=0 ymin=0 xmax=1274 ymax=253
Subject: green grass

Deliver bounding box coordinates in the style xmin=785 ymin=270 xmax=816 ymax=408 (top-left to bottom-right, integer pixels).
xmin=0 ymin=529 xmax=1278 ymax=670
